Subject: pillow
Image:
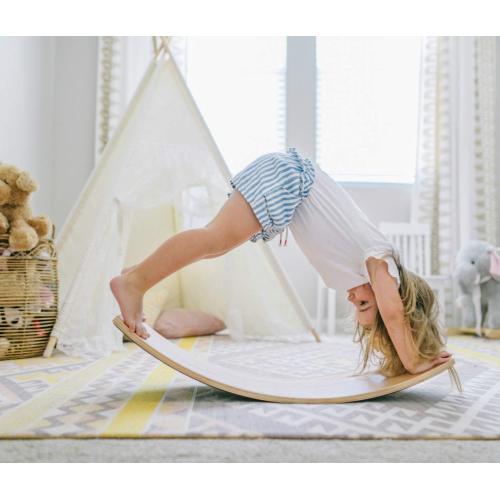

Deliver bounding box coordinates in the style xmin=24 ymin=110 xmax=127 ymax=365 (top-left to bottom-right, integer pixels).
xmin=153 ymin=308 xmax=226 ymax=339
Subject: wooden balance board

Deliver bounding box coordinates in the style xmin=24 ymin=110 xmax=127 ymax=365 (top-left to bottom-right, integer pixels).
xmin=113 ymin=315 xmax=456 ymax=404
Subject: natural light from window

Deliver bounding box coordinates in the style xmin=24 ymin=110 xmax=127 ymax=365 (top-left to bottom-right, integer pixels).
xmin=317 ymin=37 xmax=421 ymax=183
xmin=184 ymin=37 xmax=286 ymax=174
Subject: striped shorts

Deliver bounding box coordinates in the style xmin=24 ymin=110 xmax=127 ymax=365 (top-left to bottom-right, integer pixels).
xmin=227 ymin=147 xmax=316 ymax=244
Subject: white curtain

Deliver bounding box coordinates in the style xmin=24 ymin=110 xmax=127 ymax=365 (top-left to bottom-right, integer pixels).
xmin=413 ymin=36 xmax=497 ymax=324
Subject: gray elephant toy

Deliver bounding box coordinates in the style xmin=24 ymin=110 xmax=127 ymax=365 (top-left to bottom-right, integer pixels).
xmin=454 ymin=240 xmax=500 ymax=335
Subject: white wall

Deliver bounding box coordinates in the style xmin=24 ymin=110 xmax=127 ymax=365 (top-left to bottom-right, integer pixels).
xmin=0 ymin=36 xmax=98 ymax=230
xmin=0 ymin=37 xmax=56 ymax=215
xmin=51 ymin=37 xmax=98 ymax=230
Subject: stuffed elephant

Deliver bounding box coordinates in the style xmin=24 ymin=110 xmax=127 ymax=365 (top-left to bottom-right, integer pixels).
xmin=454 ymin=240 xmax=500 ymax=334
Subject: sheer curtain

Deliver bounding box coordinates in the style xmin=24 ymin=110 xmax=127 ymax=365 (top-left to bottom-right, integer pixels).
xmin=95 ymin=37 xmax=148 ymax=158
xmin=413 ymin=37 xmax=497 ymax=324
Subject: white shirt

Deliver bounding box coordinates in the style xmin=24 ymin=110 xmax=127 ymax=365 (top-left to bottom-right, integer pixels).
xmin=289 ymin=166 xmax=401 ymax=291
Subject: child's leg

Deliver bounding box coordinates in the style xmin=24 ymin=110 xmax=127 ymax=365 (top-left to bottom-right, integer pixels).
xmin=110 ymin=190 xmax=261 ymax=338
xmin=121 ymin=247 xmax=229 ymax=275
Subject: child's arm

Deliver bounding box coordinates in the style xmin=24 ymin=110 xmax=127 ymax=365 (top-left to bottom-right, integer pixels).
xmin=366 ymin=258 xmax=452 ymax=374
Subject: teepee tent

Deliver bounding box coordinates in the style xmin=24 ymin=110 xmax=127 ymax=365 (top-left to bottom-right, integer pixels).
xmin=44 ymin=39 xmax=318 ymax=358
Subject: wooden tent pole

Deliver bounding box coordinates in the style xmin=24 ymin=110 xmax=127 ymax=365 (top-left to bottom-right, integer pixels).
xmin=152 ymin=36 xmax=171 ymax=59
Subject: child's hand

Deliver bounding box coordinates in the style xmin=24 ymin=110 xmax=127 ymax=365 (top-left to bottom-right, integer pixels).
xmin=410 ymin=351 xmax=453 ymax=375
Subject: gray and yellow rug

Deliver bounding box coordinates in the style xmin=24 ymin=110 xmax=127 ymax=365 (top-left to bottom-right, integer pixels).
xmin=0 ymin=333 xmax=499 ymax=439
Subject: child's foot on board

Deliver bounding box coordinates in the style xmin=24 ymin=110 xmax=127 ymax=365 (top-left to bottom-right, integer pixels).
xmin=120 ymin=265 xmax=145 ymax=322
xmin=109 ymin=273 xmax=149 ymax=339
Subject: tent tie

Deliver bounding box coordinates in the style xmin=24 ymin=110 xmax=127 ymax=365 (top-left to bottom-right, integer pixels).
xmin=279 ymin=227 xmax=289 ymax=247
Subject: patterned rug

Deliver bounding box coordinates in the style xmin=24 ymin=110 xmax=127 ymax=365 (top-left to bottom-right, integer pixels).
xmin=0 ymin=332 xmax=499 ymax=439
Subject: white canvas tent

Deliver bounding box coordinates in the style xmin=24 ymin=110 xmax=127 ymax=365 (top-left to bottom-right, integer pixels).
xmin=45 ymin=41 xmax=318 ymax=358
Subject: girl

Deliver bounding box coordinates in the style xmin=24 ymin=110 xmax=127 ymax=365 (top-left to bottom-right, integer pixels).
xmin=110 ymin=148 xmax=452 ymax=376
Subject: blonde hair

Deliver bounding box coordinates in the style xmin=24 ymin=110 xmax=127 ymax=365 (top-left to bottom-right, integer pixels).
xmin=354 ymin=253 xmax=446 ymax=376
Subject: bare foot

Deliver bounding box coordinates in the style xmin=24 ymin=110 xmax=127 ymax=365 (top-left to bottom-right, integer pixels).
xmin=109 ymin=274 xmax=149 ymax=339
xmin=120 ymin=265 xmax=145 ymax=322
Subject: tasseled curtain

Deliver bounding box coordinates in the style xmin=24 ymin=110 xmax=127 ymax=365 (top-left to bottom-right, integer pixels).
xmin=413 ymin=37 xmax=497 ymax=324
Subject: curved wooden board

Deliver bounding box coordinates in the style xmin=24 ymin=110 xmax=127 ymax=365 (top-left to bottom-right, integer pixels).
xmin=113 ymin=316 xmax=455 ymax=404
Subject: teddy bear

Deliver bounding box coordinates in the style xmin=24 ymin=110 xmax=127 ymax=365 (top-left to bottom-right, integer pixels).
xmin=0 ymin=164 xmax=52 ymax=251
xmin=454 ymin=240 xmax=500 ymax=335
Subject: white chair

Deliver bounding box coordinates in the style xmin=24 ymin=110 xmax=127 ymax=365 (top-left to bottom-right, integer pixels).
xmin=378 ymin=222 xmax=449 ymax=324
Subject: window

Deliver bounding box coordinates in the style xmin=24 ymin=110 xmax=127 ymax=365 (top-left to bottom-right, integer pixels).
xmin=317 ymin=37 xmax=421 ymax=183
xmin=181 ymin=37 xmax=421 ymax=183
xmin=184 ymin=37 xmax=286 ymax=174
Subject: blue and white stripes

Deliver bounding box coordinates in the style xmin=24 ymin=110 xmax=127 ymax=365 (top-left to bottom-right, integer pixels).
xmin=228 ymin=148 xmax=316 ymax=244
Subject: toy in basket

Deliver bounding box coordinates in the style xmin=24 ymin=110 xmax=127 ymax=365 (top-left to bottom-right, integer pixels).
xmin=0 ymin=164 xmax=58 ymax=360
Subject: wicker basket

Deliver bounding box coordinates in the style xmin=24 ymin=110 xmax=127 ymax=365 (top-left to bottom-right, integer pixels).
xmin=0 ymin=227 xmax=58 ymax=360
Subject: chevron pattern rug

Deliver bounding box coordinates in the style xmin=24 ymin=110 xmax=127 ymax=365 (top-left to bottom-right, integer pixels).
xmin=0 ymin=333 xmax=499 ymax=439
